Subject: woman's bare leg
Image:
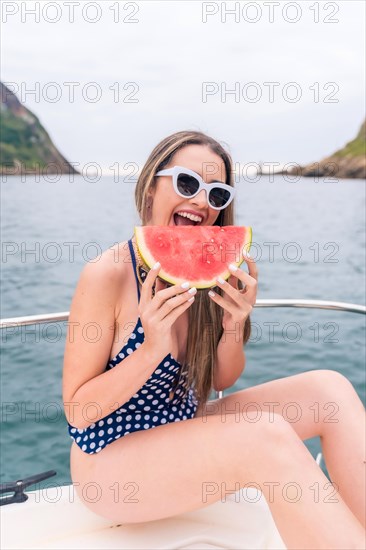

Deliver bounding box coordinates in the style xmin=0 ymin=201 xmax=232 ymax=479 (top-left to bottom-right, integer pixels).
xmin=71 ymin=406 xmax=366 ymax=549
xmin=197 ymin=369 xmax=366 ymax=528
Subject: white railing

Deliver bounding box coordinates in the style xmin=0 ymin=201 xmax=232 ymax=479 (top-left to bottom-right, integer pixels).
xmin=1 ymin=299 xmax=365 ymax=329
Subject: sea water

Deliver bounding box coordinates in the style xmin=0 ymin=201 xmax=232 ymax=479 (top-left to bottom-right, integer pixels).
xmin=1 ymin=174 xmax=365 ymax=487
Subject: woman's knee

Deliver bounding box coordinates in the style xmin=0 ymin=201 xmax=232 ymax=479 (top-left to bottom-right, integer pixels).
xmin=217 ymin=408 xmax=296 ymax=451
xmin=248 ymin=410 xmax=296 ymax=443
xmin=231 ymin=412 xmax=299 ymax=479
xmin=309 ymin=369 xmax=356 ymax=399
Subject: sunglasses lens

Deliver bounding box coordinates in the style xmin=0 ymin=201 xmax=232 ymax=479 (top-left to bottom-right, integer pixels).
xmin=209 ymin=187 xmax=232 ymax=209
xmin=177 ymin=173 xmax=200 ymax=196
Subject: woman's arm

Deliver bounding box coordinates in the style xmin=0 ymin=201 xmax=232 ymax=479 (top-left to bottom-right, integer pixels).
xmin=209 ymin=255 xmax=258 ymax=392
xmin=213 ymin=318 xmax=246 ymax=391
xmin=67 ymin=343 xmax=163 ymax=429
xmin=62 ymin=248 xmax=164 ymax=430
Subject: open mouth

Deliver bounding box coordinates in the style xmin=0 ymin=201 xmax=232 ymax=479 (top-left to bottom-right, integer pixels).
xmin=173 ymin=212 xmax=203 ymax=226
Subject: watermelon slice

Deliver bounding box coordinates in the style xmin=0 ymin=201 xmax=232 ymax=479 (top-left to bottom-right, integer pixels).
xmin=134 ymin=225 xmax=252 ymax=289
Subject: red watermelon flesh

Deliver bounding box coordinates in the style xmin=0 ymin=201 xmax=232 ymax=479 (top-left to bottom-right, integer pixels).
xmin=134 ymin=225 xmax=252 ymax=289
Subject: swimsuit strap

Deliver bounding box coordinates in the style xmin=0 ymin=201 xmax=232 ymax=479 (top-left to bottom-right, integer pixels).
xmin=128 ymin=238 xmax=141 ymax=302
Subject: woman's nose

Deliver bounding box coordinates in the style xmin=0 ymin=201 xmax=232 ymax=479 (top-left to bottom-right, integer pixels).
xmin=190 ymin=189 xmax=207 ymax=207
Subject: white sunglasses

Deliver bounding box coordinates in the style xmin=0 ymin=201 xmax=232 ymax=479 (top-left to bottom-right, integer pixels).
xmin=155 ymin=165 xmax=235 ymax=211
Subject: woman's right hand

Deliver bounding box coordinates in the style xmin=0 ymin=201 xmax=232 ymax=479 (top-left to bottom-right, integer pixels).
xmin=138 ymin=263 xmax=197 ymax=360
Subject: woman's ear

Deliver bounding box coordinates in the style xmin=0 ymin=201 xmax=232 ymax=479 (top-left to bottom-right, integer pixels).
xmin=147 ymin=183 xmax=156 ymax=200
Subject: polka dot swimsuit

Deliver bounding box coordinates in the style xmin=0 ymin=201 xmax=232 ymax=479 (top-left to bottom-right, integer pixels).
xmin=67 ymin=238 xmax=199 ymax=454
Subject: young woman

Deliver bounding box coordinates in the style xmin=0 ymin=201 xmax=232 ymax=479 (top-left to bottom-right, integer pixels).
xmin=63 ymin=130 xmax=366 ymax=549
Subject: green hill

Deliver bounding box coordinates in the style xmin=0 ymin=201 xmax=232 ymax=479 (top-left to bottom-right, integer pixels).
xmin=333 ymin=120 xmax=365 ymax=159
xmin=280 ymin=120 xmax=366 ymax=179
xmin=0 ymin=82 xmax=78 ymax=175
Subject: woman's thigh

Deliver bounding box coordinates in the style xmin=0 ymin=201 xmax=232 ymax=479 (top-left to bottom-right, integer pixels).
xmin=71 ymin=409 xmax=292 ymax=524
xmin=195 ymin=369 xmax=353 ymax=442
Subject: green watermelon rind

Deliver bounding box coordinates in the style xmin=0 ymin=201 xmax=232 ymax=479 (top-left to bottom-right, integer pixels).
xmin=134 ymin=226 xmax=253 ymax=289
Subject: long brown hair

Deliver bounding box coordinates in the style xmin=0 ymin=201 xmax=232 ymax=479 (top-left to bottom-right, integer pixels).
xmin=134 ymin=130 xmax=251 ymax=405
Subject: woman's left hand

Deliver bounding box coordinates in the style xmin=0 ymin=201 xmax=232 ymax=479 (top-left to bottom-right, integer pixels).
xmin=208 ymin=251 xmax=258 ymax=328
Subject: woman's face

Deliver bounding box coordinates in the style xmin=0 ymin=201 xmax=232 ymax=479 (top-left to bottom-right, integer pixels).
xmin=148 ymin=144 xmax=228 ymax=227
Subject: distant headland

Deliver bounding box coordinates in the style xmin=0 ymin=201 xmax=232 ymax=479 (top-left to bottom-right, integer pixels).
xmin=0 ymin=81 xmax=78 ymax=176
xmin=276 ymin=120 xmax=366 ymax=179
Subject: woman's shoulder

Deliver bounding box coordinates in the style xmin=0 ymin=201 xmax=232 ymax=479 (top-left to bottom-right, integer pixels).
xmin=79 ymin=239 xmax=131 ymax=292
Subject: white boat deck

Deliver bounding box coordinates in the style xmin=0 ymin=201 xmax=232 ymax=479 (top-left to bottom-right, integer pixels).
xmin=1 ymin=484 xmax=286 ymax=549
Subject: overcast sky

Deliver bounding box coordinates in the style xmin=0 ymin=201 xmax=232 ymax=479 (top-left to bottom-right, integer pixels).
xmin=2 ymin=0 xmax=365 ymax=174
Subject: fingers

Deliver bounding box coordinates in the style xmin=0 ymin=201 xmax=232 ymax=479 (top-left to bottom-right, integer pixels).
xmin=155 ymin=278 xmax=166 ymax=291
xmin=160 ymin=292 xmax=196 ymax=327
xmin=208 ymin=288 xmax=253 ymax=320
xmin=139 ymin=261 xmax=162 ymax=308
xmin=155 ymin=277 xmax=168 ymax=295
xmin=229 ymin=262 xmax=256 ymax=283
xmin=158 ymin=287 xmax=197 ymax=321
xmin=240 ymin=249 xmax=258 ymax=280
xmin=226 ymin=251 xmax=258 ymax=296
xmin=139 ymin=262 xmax=197 ymax=312
xmin=152 ymin=276 xmax=196 ymax=305
xmin=213 ymin=259 xmax=258 ymax=306
xmin=227 ymin=274 xmax=239 ymax=289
